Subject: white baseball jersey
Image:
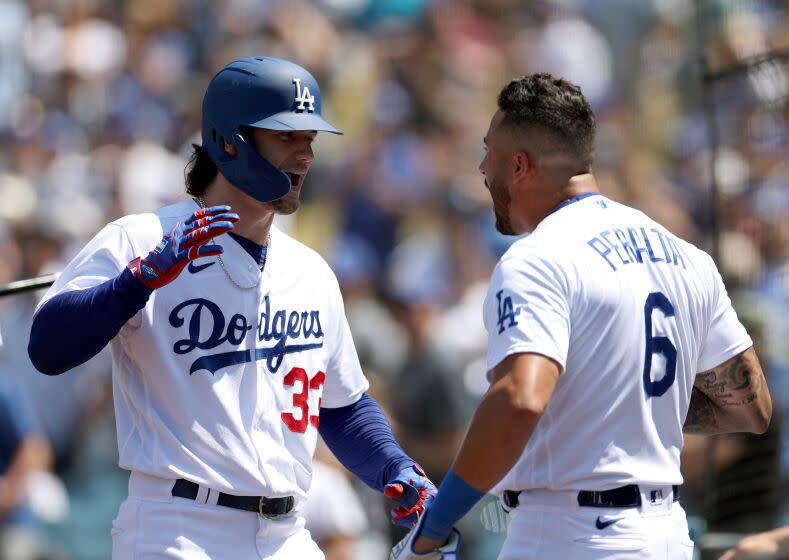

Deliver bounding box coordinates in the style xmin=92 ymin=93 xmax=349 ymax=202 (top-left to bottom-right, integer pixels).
xmin=37 ymin=199 xmax=369 ymax=500
xmin=484 ymin=193 xmax=751 ymax=494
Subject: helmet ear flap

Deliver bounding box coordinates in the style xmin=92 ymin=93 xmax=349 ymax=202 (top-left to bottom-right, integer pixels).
xmin=232 ymin=132 xmax=247 ymax=149
xmin=211 ymin=131 xmax=234 ymax=162
xmin=227 ymin=131 xmax=253 ymax=159
xmin=213 ymin=131 xmax=246 ymax=160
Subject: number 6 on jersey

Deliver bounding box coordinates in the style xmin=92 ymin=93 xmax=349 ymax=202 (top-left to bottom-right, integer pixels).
xmin=643 ymin=292 xmax=677 ymax=398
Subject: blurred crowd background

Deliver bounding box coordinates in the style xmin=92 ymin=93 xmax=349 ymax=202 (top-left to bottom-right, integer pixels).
xmin=0 ymin=0 xmax=786 ymax=559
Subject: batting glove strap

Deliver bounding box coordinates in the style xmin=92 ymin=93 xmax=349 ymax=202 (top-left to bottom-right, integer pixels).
xmin=384 ymin=463 xmax=437 ymax=528
xmin=390 ymin=511 xmax=461 ymax=560
xmin=128 ymin=256 xmax=163 ymax=286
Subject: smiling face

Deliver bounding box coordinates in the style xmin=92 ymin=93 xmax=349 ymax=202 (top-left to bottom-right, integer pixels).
xmin=247 ymin=128 xmax=317 ymax=214
xmin=479 ymin=110 xmax=517 ymax=235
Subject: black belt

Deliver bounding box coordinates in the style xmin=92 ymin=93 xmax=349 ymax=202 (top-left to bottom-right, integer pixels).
xmin=171 ymin=479 xmax=294 ymax=518
xmin=503 ymin=484 xmax=680 ymax=509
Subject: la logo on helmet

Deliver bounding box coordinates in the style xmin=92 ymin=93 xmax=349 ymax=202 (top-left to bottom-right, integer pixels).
xmin=293 ymin=78 xmax=315 ymax=112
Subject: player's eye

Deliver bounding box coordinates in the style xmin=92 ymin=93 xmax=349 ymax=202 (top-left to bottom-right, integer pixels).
xmin=278 ymin=131 xmax=316 ymax=144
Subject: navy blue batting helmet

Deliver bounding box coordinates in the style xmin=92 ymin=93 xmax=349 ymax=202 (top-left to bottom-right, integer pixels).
xmin=201 ymin=57 xmax=342 ymax=202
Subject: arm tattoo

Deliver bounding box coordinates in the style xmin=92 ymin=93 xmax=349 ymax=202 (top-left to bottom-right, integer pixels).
xmin=710 ymin=352 xmax=764 ymax=406
xmin=683 ymin=350 xmax=766 ymax=434
xmin=684 ymin=387 xmax=719 ymax=433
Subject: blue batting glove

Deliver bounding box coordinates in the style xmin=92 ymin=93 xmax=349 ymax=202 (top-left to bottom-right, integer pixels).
xmin=384 ymin=464 xmax=437 ymax=528
xmin=128 ymin=205 xmax=239 ymax=290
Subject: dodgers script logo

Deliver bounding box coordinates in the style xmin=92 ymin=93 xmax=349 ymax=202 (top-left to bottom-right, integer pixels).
xmin=496 ymin=289 xmax=520 ymax=334
xmin=293 ymin=78 xmax=315 ymax=112
xmin=169 ymin=296 xmax=324 ymax=375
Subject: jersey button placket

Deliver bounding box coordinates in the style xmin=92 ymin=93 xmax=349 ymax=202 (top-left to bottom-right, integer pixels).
xmin=249 ymin=285 xmax=274 ymax=502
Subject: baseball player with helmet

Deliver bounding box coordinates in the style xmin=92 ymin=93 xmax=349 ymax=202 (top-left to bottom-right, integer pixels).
xmin=27 ymin=56 xmax=436 ymax=559
xmin=393 ymin=73 xmax=773 ymax=560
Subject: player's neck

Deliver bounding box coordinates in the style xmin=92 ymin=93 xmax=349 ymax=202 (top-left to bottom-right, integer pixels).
xmin=543 ymin=172 xmax=599 ymax=218
xmin=227 ymin=211 xmax=274 ymax=246
xmin=564 ymin=172 xmax=598 ymax=198
xmin=517 ymin=172 xmax=600 ymax=231
xmin=199 ymin=182 xmax=275 ymax=246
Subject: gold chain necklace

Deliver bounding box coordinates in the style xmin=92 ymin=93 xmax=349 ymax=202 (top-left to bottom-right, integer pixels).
xmin=195 ymin=196 xmax=270 ymax=290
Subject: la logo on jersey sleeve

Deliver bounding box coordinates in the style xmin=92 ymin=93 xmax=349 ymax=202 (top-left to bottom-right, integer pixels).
xmin=496 ymin=289 xmax=520 ymax=334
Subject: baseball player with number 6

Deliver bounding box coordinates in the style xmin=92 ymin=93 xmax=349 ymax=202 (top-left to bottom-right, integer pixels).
xmin=27 ymin=56 xmax=437 ymax=559
xmin=392 ymin=73 xmax=773 ymax=559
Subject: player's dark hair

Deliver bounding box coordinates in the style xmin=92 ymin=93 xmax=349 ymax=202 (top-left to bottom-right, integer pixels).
xmin=498 ymin=73 xmax=596 ymax=170
xmin=185 ymin=144 xmax=218 ymax=197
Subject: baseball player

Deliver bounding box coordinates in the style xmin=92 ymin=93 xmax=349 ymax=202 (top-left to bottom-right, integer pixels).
xmin=27 ymin=56 xmax=436 ymax=559
xmin=393 ymin=73 xmax=773 ymax=560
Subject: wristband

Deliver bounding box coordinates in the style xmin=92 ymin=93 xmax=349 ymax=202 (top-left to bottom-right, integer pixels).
xmin=419 ymin=469 xmax=484 ymax=541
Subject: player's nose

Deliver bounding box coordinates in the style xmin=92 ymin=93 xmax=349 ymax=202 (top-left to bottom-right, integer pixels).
xmin=296 ymin=141 xmax=314 ymax=163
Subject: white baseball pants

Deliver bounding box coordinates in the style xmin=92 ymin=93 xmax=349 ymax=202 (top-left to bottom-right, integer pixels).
xmin=499 ymin=485 xmax=694 ymax=559
xmin=111 ymin=472 xmax=324 ymax=560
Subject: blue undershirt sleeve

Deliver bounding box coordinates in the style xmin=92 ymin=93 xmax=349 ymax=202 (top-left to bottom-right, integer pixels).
xmin=318 ymin=393 xmax=414 ymax=492
xmin=28 ymin=268 xmax=152 ymax=376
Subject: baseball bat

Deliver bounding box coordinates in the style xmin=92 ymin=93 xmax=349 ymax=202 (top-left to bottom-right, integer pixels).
xmin=0 ymin=273 xmax=59 ymax=297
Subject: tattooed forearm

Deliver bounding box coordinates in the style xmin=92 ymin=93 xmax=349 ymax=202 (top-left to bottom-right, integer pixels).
xmin=713 ymin=352 xmax=765 ymax=406
xmin=684 ymin=386 xmax=719 ymax=433
xmin=684 ymin=348 xmax=771 ymax=434
xmin=696 ymin=371 xmax=732 ymax=399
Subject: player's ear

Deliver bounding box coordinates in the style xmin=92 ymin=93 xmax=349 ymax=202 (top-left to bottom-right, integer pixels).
xmin=512 ymin=151 xmax=532 ymax=182
xmin=222 ymin=138 xmax=238 ymax=156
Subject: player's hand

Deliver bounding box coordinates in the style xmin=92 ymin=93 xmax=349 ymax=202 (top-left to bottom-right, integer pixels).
xmin=128 ymin=205 xmax=239 ymax=290
xmin=390 ymin=510 xmax=461 ymax=560
xmin=719 ymin=534 xmax=781 ymax=559
xmin=384 ymin=464 xmax=437 ymax=528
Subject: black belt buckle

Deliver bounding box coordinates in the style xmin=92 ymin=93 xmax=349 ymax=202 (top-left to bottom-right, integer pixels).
xmin=502 ymin=490 xmax=521 ymax=509
xmin=577 ymin=484 xmax=641 ymax=508
xmin=258 ymin=495 xmax=294 ymax=519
